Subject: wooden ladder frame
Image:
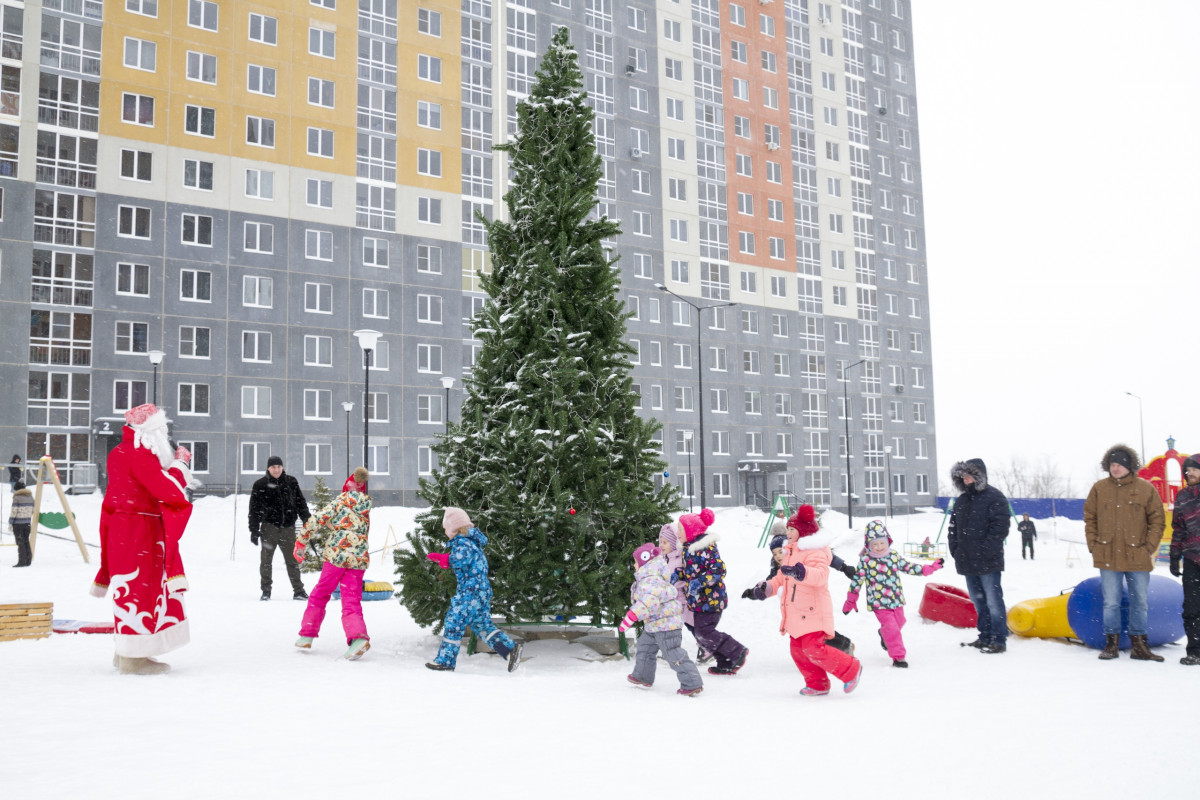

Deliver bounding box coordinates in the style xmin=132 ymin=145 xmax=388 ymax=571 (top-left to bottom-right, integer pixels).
xmin=29 ymin=456 xmax=89 ymax=563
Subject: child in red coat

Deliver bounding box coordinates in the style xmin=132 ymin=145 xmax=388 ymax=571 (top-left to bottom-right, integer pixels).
xmin=748 ymin=505 xmax=863 ymax=696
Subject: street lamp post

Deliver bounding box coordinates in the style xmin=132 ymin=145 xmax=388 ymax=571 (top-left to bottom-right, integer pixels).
xmin=147 ymin=350 xmax=165 ymax=406
xmin=353 ymin=330 xmax=382 ymax=471
xmin=1125 ymin=391 xmax=1145 ymax=461
xmin=441 ymin=376 xmax=455 ymax=435
xmin=683 ymin=429 xmax=694 ymax=514
xmin=341 ymin=401 xmax=354 ymax=478
xmin=655 ymin=284 xmax=736 ymax=509
xmin=884 ymin=444 xmax=894 ymax=519
xmin=843 ymin=359 xmax=867 ymax=529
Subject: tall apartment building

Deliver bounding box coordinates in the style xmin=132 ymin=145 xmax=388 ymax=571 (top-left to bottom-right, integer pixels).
xmin=0 ymin=0 xmax=935 ymax=511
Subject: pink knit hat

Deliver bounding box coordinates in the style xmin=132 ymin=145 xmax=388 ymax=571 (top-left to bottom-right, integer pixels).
xmin=678 ymin=508 xmax=715 ymax=542
xmin=632 ymin=542 xmax=661 ymax=566
xmin=442 ymin=507 xmax=472 ymax=533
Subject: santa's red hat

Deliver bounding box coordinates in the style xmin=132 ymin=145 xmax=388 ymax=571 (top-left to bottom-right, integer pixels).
xmin=787 ymin=505 xmax=820 ymax=538
xmin=125 ymin=403 xmax=165 ymax=430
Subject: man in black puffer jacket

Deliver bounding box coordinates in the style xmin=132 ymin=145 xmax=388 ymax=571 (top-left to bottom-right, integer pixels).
xmin=248 ymin=456 xmax=311 ymax=601
xmin=948 ymin=458 xmax=1011 ymax=654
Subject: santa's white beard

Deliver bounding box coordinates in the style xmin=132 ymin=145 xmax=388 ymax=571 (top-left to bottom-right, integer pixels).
xmin=135 ymin=425 xmax=173 ymax=469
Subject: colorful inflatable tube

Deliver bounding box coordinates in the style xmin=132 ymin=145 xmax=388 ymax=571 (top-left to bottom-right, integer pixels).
xmin=1008 ymin=575 xmax=1184 ymax=650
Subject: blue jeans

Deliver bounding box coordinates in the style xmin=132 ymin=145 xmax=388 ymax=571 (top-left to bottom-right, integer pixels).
xmin=1100 ymin=570 xmax=1150 ymax=636
xmin=965 ymin=572 xmax=1007 ymax=645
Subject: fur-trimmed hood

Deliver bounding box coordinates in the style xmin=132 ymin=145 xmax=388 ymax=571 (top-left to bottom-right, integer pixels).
xmin=687 ymin=531 xmax=721 ymax=553
xmin=788 ymin=528 xmax=838 ymax=552
xmin=1100 ymin=444 xmax=1141 ymax=474
xmin=951 ymin=458 xmax=989 ymax=493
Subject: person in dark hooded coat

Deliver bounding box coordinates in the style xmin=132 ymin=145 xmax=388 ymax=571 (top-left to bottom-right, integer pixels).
xmin=948 ymin=458 xmax=1011 ymax=653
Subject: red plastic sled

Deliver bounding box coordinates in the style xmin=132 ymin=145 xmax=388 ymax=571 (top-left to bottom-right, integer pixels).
xmin=52 ymin=620 xmax=115 ymax=634
xmin=918 ymin=583 xmax=978 ymax=629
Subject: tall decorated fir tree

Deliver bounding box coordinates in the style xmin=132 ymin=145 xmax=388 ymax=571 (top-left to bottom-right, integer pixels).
xmin=395 ymin=28 xmax=678 ymax=631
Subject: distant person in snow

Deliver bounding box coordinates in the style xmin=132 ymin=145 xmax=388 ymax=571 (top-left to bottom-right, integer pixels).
xmin=8 ymin=481 xmax=34 ymax=567
xmin=1084 ymin=444 xmax=1165 ymax=662
xmin=948 ymin=458 xmax=1010 ymax=654
xmin=1169 ymin=454 xmax=1200 ymax=666
xmin=1018 ymin=514 xmax=1037 ymax=560
xmin=8 ymin=454 xmax=21 ymax=490
xmin=424 ymin=507 xmax=523 ymax=672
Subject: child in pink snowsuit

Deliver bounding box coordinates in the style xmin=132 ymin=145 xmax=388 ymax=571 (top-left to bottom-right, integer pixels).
xmin=748 ymin=505 xmax=863 ymax=696
xmin=293 ymin=490 xmax=373 ymax=660
xmin=843 ymin=520 xmax=942 ymax=668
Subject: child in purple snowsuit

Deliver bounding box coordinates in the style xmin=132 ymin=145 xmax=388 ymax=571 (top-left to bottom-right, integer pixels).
xmin=673 ymin=508 xmax=749 ymax=676
xmin=620 ymin=543 xmax=703 ymax=696
xmin=842 ymin=520 xmax=942 ymax=668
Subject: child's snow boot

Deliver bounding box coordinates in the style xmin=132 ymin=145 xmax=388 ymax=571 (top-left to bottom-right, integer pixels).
xmin=627 ymin=674 xmax=652 ymax=688
xmin=843 ymin=662 xmax=863 ymax=693
xmin=295 ymin=636 xmax=314 ymax=649
xmin=676 ymin=686 xmax=703 ymax=697
xmin=344 ymin=638 xmax=370 ymax=661
xmin=892 ymin=659 xmax=908 ymax=668
xmin=799 ymin=686 xmax=830 ymax=697
xmin=426 ymin=638 xmax=459 ymax=671
xmin=506 ymin=642 xmax=523 ymax=673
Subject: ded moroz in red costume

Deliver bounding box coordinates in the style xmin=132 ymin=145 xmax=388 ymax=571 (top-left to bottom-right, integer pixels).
xmin=90 ymin=404 xmax=196 ymax=659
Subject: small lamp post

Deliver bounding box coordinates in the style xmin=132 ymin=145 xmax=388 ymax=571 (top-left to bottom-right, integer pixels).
xmin=440 ymin=376 xmax=455 ymax=434
xmin=884 ymin=444 xmax=894 ymax=519
xmin=147 ymin=349 xmax=165 ymax=406
xmin=352 ymin=330 xmax=382 ymax=470
xmin=341 ymin=401 xmax=354 ymax=478
xmin=843 ymin=359 xmax=867 ymax=529
xmin=682 ymin=429 xmax=694 ymax=514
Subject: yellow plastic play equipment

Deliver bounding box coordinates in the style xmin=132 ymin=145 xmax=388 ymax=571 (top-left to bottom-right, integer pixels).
xmin=1007 ymin=591 xmax=1076 ymax=639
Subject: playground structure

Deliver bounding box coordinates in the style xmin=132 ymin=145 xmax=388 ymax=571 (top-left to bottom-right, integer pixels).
xmin=29 ymin=456 xmax=89 ymax=563
xmin=1007 ymin=575 xmax=1184 ymax=649
xmin=1137 ymin=437 xmax=1188 ymax=564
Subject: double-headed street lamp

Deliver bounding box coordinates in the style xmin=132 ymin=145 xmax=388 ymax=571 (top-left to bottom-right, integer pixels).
xmin=843 ymin=358 xmax=867 ymax=529
xmin=352 ymin=330 xmax=382 ymax=470
xmin=147 ymin=349 xmax=165 ymax=406
xmin=654 ymin=283 xmax=737 ymax=509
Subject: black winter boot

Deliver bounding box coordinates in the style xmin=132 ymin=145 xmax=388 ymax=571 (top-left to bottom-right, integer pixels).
xmin=1098 ymin=634 xmax=1120 ymax=660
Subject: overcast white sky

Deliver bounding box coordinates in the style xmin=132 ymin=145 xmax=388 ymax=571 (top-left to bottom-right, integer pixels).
xmin=911 ymin=0 xmax=1200 ymax=495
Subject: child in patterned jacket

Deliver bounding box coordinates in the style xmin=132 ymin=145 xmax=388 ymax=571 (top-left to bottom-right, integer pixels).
xmin=842 ymin=520 xmax=943 ymax=668
xmin=424 ymin=507 xmax=523 ymax=673
xmin=620 ymin=543 xmax=703 ymax=697
xmin=293 ymin=490 xmax=373 ymax=660
xmin=674 ymin=508 xmax=750 ymax=676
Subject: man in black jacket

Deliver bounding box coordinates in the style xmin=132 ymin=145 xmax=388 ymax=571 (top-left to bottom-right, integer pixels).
xmin=1018 ymin=514 xmax=1037 ymax=560
xmin=948 ymin=458 xmax=1011 ymax=654
xmin=248 ymin=456 xmax=311 ymax=601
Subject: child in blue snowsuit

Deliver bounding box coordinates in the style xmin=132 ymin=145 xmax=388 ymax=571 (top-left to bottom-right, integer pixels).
xmin=425 ymin=507 xmax=523 ymax=672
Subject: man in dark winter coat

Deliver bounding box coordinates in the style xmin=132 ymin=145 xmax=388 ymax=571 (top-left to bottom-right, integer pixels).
xmin=948 ymin=458 xmax=1010 ymax=654
xmin=248 ymin=456 xmax=311 ymax=601
xmin=1169 ymin=455 xmax=1200 ymax=666
xmin=1084 ymin=444 xmax=1165 ymax=661
xmin=1018 ymin=514 xmax=1037 ymax=560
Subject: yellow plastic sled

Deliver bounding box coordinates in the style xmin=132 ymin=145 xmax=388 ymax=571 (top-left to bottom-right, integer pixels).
xmin=1006 ymin=591 xmax=1076 ymax=639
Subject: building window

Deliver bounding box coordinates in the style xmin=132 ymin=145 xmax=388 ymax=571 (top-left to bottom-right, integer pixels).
xmin=417 ymin=197 xmax=441 ymax=224
xmin=418 ymin=8 xmax=442 ymax=35
xmin=306 ymin=179 xmax=333 ymax=209
xmin=304 ymin=389 xmax=331 ymax=421
xmin=304 ymin=282 xmax=332 ymax=314
xmin=177 ymin=383 xmax=210 ymax=416
xmin=418 ymin=101 xmax=441 ymax=129
xmin=246 ymin=116 xmax=275 ymax=147
xmin=416 ymin=395 xmax=442 ymax=424
xmin=186 ymin=51 xmax=217 ymax=84
xmin=247 ymin=64 xmax=276 ymax=96
xmin=243 ymin=221 xmax=273 ymax=254
xmin=363 ymin=288 xmax=389 ymax=318
xmin=302 ymin=443 xmax=332 ymax=475
xmin=241 ymin=331 xmax=272 ymax=362
xmin=122 ymin=93 xmax=155 ymax=126
xmin=240 ymin=443 xmax=270 ymax=473
xmin=307 ymin=127 xmax=334 ymax=158
xmin=179 ymin=326 xmax=210 ymax=359
xmin=181 ymin=213 xmax=213 ymax=246
xmin=417 ymin=343 xmax=442 ymax=373
xmin=304 ymin=335 xmax=332 ymax=366
xmin=417 ymin=294 xmax=443 ymax=324
xmin=116 ymin=263 xmax=150 ymax=297
xmin=417 ymin=244 xmax=441 ymax=274
xmin=123 ymin=37 xmax=157 ymax=71
xmin=183 ymin=159 xmax=213 ymax=191
xmin=418 ymin=54 xmax=441 ymax=82
xmin=180 ymin=269 xmax=211 ymax=302
xmin=913 ymin=402 xmax=926 ymax=424
xmin=309 ymin=27 xmax=335 ymax=58
xmin=241 ymin=386 xmax=271 ymax=418
xmin=113 ymin=380 xmax=148 ymax=412
xmin=118 ymin=205 xmax=151 ymax=239
xmin=115 ymin=321 xmax=148 ymax=354
xmin=249 ymin=13 xmax=277 ymax=44
xmin=176 ymin=441 xmax=208 ymax=473
xmin=417 ymin=148 xmax=442 ymax=177
xmin=364 ymin=238 xmax=390 ymax=268
xmin=185 ymin=105 xmax=215 ymax=137
xmin=242 ymin=276 xmax=273 ymax=308
xmin=305 ymin=229 xmax=332 ymax=260
xmin=188 ymin=0 xmax=218 ymax=31
xmin=127 ymin=0 xmax=159 ymax=19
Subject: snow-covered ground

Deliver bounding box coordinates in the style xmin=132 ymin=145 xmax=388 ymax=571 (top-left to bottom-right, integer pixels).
xmin=2 ymin=489 xmax=1195 ymax=799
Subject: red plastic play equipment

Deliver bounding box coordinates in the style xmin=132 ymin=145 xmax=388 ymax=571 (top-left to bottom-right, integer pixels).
xmin=918 ymin=583 xmax=978 ymax=628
